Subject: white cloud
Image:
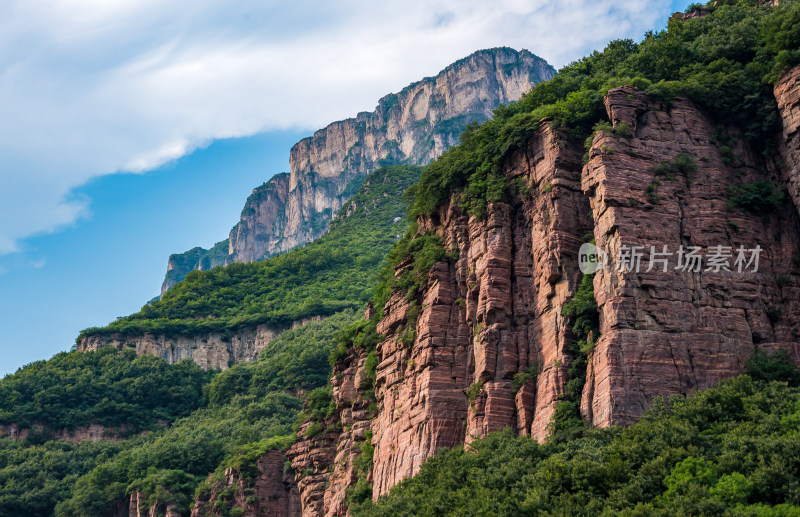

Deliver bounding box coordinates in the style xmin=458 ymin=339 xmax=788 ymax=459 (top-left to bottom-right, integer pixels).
xmin=0 ymin=0 xmax=679 ymax=253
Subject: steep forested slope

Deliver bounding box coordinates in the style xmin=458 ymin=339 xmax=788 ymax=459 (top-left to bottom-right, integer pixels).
xmin=79 ymin=165 xmax=421 ymax=341
xmin=0 ymin=311 xmax=356 ymax=516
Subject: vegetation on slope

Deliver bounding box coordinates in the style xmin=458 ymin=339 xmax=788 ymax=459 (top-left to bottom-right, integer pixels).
xmin=409 ymin=0 xmax=800 ymax=217
xmin=354 ymin=351 xmax=800 ymax=516
xmin=0 ymin=312 xmax=354 ymax=516
xmin=78 ymin=165 xmax=422 ymax=341
xmin=0 ymin=347 xmax=211 ymax=433
xmin=0 ymin=163 xmax=419 ymax=516
xmin=6 ymin=2 xmax=800 ymax=516
xmin=0 ymin=439 xmax=127 ymax=517
xmin=54 ymin=391 xmax=302 ymax=516
xmin=0 ymin=352 xmax=302 ymax=517
xmin=206 ymin=309 xmax=359 ymax=405
xmin=551 ymin=272 xmax=599 ymax=442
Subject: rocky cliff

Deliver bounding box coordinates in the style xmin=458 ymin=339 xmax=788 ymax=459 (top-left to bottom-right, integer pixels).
xmin=77 ymin=316 xmax=320 ymax=370
xmin=161 ymin=48 xmax=555 ymax=293
xmin=282 ymin=67 xmax=800 ymax=516
xmin=123 ymin=492 xmax=181 ymax=517
xmin=777 ymin=66 xmax=800 ymax=220
xmin=191 ymin=450 xmax=300 ymax=517
xmin=0 ymin=423 xmax=139 ymax=443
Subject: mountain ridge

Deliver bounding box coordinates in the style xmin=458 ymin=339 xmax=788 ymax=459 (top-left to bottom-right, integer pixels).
xmin=161 ymin=47 xmax=555 ymax=294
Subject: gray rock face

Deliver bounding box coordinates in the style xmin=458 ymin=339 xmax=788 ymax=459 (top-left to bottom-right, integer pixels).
xmin=161 ymin=47 xmax=555 ymax=293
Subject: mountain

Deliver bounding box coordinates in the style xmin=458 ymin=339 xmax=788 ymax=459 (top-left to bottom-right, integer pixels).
xmin=280 ymin=3 xmax=800 ymax=514
xmin=4 ymin=2 xmax=800 ymax=517
xmin=161 ymin=47 xmax=555 ymax=294
xmin=78 ymin=165 xmax=424 ymax=369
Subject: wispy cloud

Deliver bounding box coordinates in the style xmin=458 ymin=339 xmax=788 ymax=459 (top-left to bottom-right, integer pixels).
xmin=0 ymin=0 xmax=681 ymax=254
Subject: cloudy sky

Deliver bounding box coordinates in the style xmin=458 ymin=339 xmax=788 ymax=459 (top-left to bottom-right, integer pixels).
xmin=0 ymin=0 xmax=693 ymax=375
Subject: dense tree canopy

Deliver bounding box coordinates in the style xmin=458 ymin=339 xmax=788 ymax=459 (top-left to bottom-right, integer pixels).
xmin=0 ymin=311 xmax=350 ymax=515
xmin=0 ymin=347 xmax=211 ymax=432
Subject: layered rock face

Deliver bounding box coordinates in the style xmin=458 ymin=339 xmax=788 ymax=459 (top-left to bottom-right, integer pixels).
xmin=191 ymin=450 xmax=301 ymax=517
xmin=286 ymin=309 xmax=375 ymax=517
xmin=161 ymin=48 xmax=555 ymax=292
xmin=125 ymin=492 xmax=180 ymax=517
xmin=285 ymin=80 xmax=800 ymax=515
xmin=161 ymin=174 xmax=290 ymax=296
xmin=228 ymin=174 xmax=291 ymax=273
xmin=0 ymin=423 xmax=137 ymax=443
xmin=581 ymin=86 xmax=800 ymax=427
xmin=286 ymin=122 xmax=594 ymax=515
xmin=77 ymin=317 xmax=320 ymax=369
xmin=370 ymin=121 xmax=593 ymax=496
xmin=777 ymin=66 xmax=800 ymax=221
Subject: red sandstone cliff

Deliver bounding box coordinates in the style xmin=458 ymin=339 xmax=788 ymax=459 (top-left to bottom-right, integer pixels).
xmin=777 ymin=66 xmax=800 ymax=221
xmin=582 ymin=84 xmax=800 ymax=427
xmin=191 ymin=450 xmax=301 ymax=517
xmin=280 ymin=66 xmax=800 ymax=516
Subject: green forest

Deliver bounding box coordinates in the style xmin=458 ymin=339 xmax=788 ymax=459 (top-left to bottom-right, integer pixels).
xmin=410 ymin=0 xmax=800 ymax=217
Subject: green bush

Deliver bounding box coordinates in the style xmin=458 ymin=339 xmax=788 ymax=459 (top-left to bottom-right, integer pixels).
xmin=650 ymin=152 xmax=697 ymax=181
xmin=300 ymin=386 xmax=335 ymax=424
xmin=207 ymin=310 xmax=358 ymax=406
xmin=728 ymin=180 xmax=785 ymax=214
xmin=126 ymin=468 xmax=202 ymax=515
xmin=465 ymin=382 xmax=484 ymax=406
xmin=512 ymin=366 xmax=539 ymax=393
xmin=552 ymin=273 xmax=599 ymax=441
xmin=747 ymin=348 xmax=800 ymax=386
xmin=348 ymin=430 xmax=375 ymax=505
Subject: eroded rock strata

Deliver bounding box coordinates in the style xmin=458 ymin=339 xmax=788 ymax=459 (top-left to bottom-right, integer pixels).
xmin=191 ymin=450 xmax=300 ymax=517
xmin=286 ymin=311 xmax=374 ymax=517
xmin=582 ymin=85 xmax=800 ymax=427
xmin=777 ymin=66 xmax=800 ymax=220
xmin=284 ymin=74 xmax=800 ymax=515
xmin=78 ymin=316 xmax=320 ymax=370
xmin=124 ymin=492 xmax=180 ymax=517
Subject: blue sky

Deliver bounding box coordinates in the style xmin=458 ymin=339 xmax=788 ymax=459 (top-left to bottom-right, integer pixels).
xmin=0 ymin=0 xmax=695 ymax=376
